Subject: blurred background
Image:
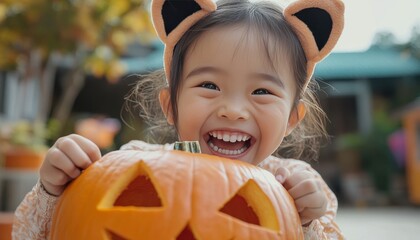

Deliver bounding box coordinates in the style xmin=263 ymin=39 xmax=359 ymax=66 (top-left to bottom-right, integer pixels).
xmin=0 ymin=0 xmax=419 ymax=239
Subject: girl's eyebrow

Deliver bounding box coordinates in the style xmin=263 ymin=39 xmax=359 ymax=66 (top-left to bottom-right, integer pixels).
xmin=250 ymin=72 xmax=285 ymax=89
xmin=185 ymin=66 xmax=226 ymax=79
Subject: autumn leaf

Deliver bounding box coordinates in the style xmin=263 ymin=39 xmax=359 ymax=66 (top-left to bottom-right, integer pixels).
xmin=106 ymin=59 xmax=127 ymax=83
xmin=110 ymin=30 xmax=132 ymax=52
xmin=0 ymin=4 xmax=6 ymax=23
xmin=104 ymin=0 xmax=130 ymax=24
xmin=86 ymin=56 xmax=107 ymax=78
xmin=122 ymin=8 xmax=147 ymax=33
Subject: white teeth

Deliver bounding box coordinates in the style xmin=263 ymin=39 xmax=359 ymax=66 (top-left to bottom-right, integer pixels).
xmin=217 ymin=132 xmax=223 ymax=140
xmin=213 ymin=145 xmax=219 ymax=151
xmin=209 ymin=142 xmax=248 ymax=155
xmin=223 ymin=133 xmax=230 ymax=142
xmin=209 ymin=131 xmax=251 ymax=143
xmin=237 ymin=135 xmax=243 ymax=141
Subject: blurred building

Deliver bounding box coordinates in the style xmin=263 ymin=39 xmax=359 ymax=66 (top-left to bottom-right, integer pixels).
xmin=313 ymin=46 xmax=420 ymax=206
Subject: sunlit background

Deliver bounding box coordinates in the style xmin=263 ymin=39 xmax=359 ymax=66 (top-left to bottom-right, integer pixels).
xmin=337 ymin=0 xmax=419 ymax=52
xmin=0 ymin=0 xmax=419 ymax=239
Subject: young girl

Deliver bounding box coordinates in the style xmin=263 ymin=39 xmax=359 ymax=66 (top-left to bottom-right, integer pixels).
xmin=13 ymin=0 xmax=345 ymax=239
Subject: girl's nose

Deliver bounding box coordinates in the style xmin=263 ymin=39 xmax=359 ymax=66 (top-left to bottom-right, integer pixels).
xmin=217 ymin=101 xmax=250 ymax=121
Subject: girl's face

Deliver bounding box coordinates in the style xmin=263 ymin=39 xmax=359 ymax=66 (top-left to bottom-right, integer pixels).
xmin=161 ymin=25 xmax=305 ymax=165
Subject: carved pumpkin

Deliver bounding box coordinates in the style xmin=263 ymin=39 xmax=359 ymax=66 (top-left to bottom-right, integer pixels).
xmin=50 ymin=150 xmax=303 ymax=239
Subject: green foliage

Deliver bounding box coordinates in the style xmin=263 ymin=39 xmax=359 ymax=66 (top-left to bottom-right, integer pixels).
xmin=338 ymin=109 xmax=399 ymax=193
xmin=5 ymin=120 xmax=48 ymax=151
xmin=360 ymin=110 xmax=399 ymax=192
xmin=372 ymin=24 xmax=420 ymax=60
xmin=406 ymin=24 xmax=420 ymax=59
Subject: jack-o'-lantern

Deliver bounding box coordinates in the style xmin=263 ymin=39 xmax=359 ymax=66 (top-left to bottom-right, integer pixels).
xmin=50 ymin=149 xmax=303 ymax=239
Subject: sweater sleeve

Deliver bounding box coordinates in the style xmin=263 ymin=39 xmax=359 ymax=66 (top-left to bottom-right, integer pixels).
xmin=12 ymin=180 xmax=59 ymax=240
xmin=258 ymin=156 xmax=345 ymax=240
xmin=120 ymin=140 xmax=174 ymax=151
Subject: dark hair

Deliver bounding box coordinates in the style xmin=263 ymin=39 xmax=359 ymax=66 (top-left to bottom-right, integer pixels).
xmin=126 ymin=0 xmax=328 ymax=161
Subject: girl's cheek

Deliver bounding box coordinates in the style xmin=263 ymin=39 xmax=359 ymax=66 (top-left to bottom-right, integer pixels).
xmin=196 ymin=89 xmax=220 ymax=99
xmin=252 ymin=96 xmax=279 ymax=105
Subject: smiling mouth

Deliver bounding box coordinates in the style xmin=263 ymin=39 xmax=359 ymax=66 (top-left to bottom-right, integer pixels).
xmin=206 ymin=131 xmax=252 ymax=156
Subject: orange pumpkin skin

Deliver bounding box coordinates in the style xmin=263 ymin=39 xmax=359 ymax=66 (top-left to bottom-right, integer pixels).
xmin=50 ymin=150 xmax=303 ymax=240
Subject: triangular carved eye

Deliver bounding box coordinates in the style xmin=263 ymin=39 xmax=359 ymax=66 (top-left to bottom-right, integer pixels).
xmin=219 ymin=180 xmax=279 ymax=231
xmin=219 ymin=193 xmax=260 ymax=226
xmin=106 ymin=229 xmax=128 ymax=240
xmin=176 ymin=224 xmax=197 ymax=240
xmin=99 ymin=161 xmax=164 ymax=208
xmin=114 ymin=173 xmax=162 ymax=207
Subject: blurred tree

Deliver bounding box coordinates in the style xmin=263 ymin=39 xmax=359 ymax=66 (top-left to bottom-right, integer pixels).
xmin=0 ymin=0 xmax=155 ymax=141
xmin=371 ymin=31 xmax=397 ymax=49
xmin=371 ymin=24 xmax=420 ymax=59
xmin=405 ymin=24 xmax=420 ymax=59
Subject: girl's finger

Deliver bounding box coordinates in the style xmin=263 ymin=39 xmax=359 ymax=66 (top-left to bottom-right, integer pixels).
xmin=283 ymin=170 xmax=314 ymax=190
xmin=67 ymin=134 xmax=102 ymax=162
xmin=54 ymin=134 xmax=101 ymax=163
xmin=48 ymin=148 xmax=82 ymax=179
xmin=56 ymin=137 xmax=93 ymax=170
xmin=295 ymin=191 xmax=326 ymax=210
xmin=288 ymin=178 xmax=320 ymax=200
xmin=41 ymin=166 xmax=72 ymax=188
xmin=275 ymin=167 xmax=291 ymax=184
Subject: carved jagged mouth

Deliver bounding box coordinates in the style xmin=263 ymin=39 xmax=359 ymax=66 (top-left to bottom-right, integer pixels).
xmin=207 ymin=131 xmax=252 ymax=156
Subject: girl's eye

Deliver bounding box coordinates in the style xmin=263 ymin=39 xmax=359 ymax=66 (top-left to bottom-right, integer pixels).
xmin=200 ymin=82 xmax=219 ymax=90
xmin=252 ymin=88 xmax=271 ymax=95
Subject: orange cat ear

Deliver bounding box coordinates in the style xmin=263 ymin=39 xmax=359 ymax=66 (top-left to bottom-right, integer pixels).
xmin=284 ymin=0 xmax=345 ymax=85
xmin=151 ymin=0 xmax=217 ymax=81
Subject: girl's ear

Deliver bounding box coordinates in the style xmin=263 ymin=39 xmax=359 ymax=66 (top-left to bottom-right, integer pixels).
xmin=286 ymin=101 xmax=306 ymax=136
xmin=151 ymin=0 xmax=217 ymax=80
xmin=159 ymin=88 xmax=174 ymax=125
xmin=284 ymin=0 xmax=344 ymax=85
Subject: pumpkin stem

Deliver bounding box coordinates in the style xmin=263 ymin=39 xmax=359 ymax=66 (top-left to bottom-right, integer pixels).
xmin=174 ymin=141 xmax=201 ymax=153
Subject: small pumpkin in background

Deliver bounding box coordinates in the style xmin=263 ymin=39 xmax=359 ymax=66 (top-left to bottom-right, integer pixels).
xmin=50 ymin=149 xmax=303 ymax=240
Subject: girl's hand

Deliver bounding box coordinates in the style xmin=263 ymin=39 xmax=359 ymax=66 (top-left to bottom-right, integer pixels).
xmin=275 ymin=167 xmax=327 ymax=226
xmin=39 ymin=134 xmax=101 ymax=196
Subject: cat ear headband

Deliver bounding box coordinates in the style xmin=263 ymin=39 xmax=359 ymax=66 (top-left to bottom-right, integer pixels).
xmin=151 ymin=0 xmax=345 ymax=89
